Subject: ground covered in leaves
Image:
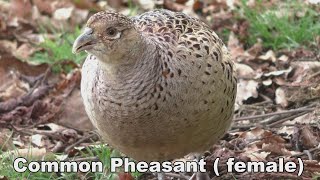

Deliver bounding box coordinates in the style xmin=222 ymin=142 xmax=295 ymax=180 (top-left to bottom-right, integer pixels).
xmin=0 ymin=0 xmax=319 ymax=179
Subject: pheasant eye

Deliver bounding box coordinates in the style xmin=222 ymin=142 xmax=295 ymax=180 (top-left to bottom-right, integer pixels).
xmin=106 ymin=28 xmax=117 ymax=36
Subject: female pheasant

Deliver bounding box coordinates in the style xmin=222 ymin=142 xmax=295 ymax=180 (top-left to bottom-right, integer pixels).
xmin=73 ymin=9 xmax=237 ymax=163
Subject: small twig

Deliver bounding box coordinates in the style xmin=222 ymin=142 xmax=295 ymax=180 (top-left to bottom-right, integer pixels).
xmin=189 ymin=173 xmax=196 ymax=180
xmin=303 ymin=150 xmax=313 ymax=160
xmin=309 ymin=71 xmax=320 ymax=79
xmin=10 ymin=124 xmax=34 ymax=136
xmin=291 ymin=145 xmax=320 ymax=158
xmin=236 ymin=100 xmax=273 ymax=112
xmin=259 ymin=94 xmax=273 ymax=102
xmin=260 ymin=115 xmax=283 ymax=125
xmin=267 ymin=111 xmax=309 ymax=128
xmin=51 ymin=141 xmax=64 ymax=153
xmin=68 ymin=156 xmax=100 ymax=162
xmin=230 ymin=107 xmax=314 ymax=132
xmin=234 ymin=107 xmax=314 ymax=122
xmin=65 ymin=133 xmax=98 ymax=153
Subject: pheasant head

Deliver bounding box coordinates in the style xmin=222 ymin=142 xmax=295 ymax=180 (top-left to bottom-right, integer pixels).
xmin=72 ymin=11 xmax=143 ymax=64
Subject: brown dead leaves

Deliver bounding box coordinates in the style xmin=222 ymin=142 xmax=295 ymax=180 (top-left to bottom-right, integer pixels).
xmin=0 ymin=66 xmax=93 ymax=156
xmin=204 ymin=126 xmax=320 ymax=178
xmin=0 ymin=0 xmax=101 ymax=158
xmin=212 ymin=1 xmax=320 ymax=178
xmin=0 ymin=1 xmax=319 ymax=179
xmin=230 ymin=27 xmax=320 ymax=109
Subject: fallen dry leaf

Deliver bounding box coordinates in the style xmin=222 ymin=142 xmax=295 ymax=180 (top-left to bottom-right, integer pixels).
xmin=53 ymin=7 xmax=74 ymax=20
xmin=0 ymin=74 xmax=29 ymax=101
xmin=31 ymin=134 xmax=45 ymax=147
xmin=33 ymin=0 xmax=53 ymax=15
xmin=278 ymin=55 xmax=289 ymax=62
xmin=258 ymin=50 xmax=276 ymax=62
xmin=164 ymin=0 xmax=186 ymax=11
xmin=236 ymin=79 xmax=259 ymax=104
xmin=10 ymin=0 xmax=32 ymax=18
xmin=0 ymin=1 xmax=319 ymax=179
xmin=13 ymin=43 xmax=36 ymax=60
xmin=240 ymin=127 xmax=266 ymax=141
xmin=240 ymin=127 xmax=286 ymax=145
xmin=263 ymin=67 xmax=292 ymax=77
xmin=289 ymin=61 xmax=320 ymax=83
xmin=262 ymin=143 xmax=296 ymax=156
xmin=0 ymin=40 xmax=17 ymax=53
xmin=2 ymin=147 xmax=46 ymax=159
xmin=235 ymin=63 xmax=255 ymax=78
xmin=262 ymin=79 xmax=272 ymax=86
xmin=299 ymin=125 xmax=320 ymax=149
xmin=278 ymin=126 xmax=295 ymax=137
xmin=243 ymin=144 xmax=270 ymax=161
xmin=247 ymin=39 xmax=263 ymax=57
xmin=118 ymin=172 xmax=134 ymax=180
xmin=106 ymin=0 xmax=123 ymax=9
xmin=227 ymin=32 xmax=245 ymax=60
xmin=138 ymin=0 xmax=155 ymax=10
xmin=275 ymin=87 xmax=288 ymax=107
xmin=57 ymin=89 xmax=94 ymax=131
xmin=71 ymin=8 xmax=89 ymax=24
xmin=287 ymin=111 xmax=318 ymax=124
xmin=14 ymin=30 xmax=45 ymax=45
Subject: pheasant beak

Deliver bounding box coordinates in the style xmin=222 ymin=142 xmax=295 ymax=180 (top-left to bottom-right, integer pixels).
xmin=72 ymin=27 xmax=97 ymax=54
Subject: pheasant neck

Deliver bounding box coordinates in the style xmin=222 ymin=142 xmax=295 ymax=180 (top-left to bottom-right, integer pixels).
xmin=97 ymin=39 xmax=161 ymax=87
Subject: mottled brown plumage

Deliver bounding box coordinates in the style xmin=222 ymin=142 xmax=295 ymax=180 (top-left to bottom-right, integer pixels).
xmin=73 ymin=9 xmax=237 ymax=161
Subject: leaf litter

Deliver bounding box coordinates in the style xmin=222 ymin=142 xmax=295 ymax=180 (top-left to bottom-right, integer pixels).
xmin=0 ymin=0 xmax=319 ymax=179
